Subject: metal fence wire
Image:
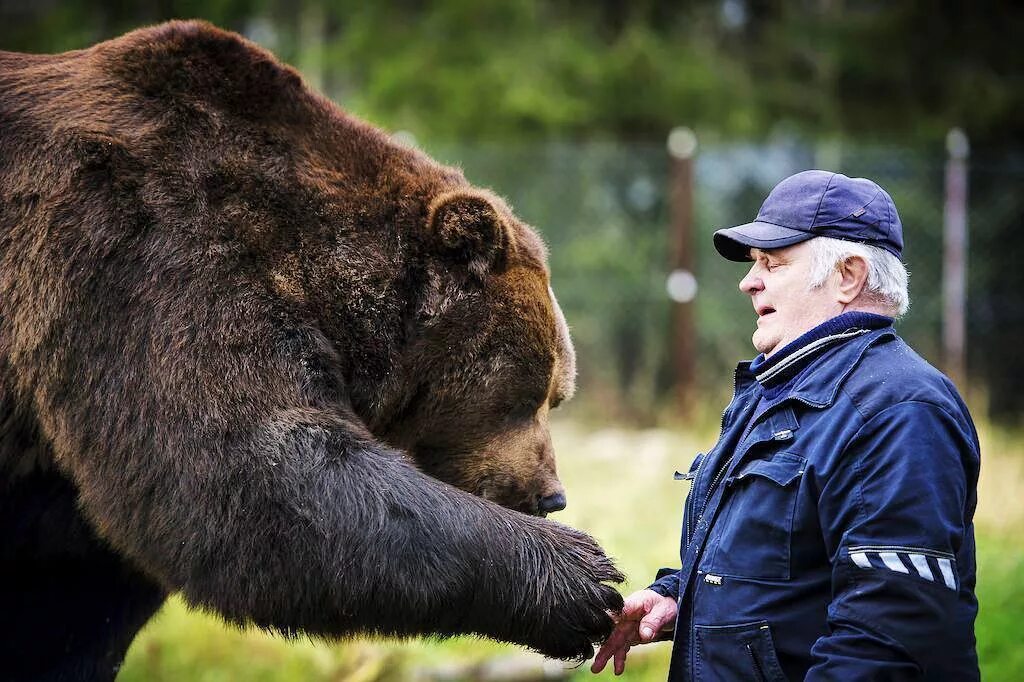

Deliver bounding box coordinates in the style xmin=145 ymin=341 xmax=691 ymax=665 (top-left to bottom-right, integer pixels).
xmin=427 ymin=138 xmax=1024 ymax=425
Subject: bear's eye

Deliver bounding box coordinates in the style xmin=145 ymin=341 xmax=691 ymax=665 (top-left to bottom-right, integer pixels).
xmin=550 ymin=395 xmax=563 ymax=410
xmin=504 ymin=396 xmax=544 ymax=422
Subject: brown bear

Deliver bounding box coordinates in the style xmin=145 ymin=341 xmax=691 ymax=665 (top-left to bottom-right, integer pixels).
xmin=0 ymin=20 xmax=623 ymax=681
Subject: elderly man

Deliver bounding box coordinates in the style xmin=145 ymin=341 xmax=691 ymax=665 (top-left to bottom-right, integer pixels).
xmin=592 ymin=171 xmax=980 ymax=680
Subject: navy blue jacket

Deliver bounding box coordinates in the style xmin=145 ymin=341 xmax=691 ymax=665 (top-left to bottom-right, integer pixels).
xmin=651 ymin=315 xmax=980 ymax=680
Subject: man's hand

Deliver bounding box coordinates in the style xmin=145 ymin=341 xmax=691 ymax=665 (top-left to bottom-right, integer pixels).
xmin=591 ymin=588 xmax=678 ymax=675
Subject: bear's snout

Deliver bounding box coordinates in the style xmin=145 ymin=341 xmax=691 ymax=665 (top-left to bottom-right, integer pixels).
xmin=538 ymin=491 xmax=567 ymax=514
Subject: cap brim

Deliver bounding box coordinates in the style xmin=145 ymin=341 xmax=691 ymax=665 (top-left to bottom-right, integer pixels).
xmin=713 ymin=222 xmax=814 ymax=262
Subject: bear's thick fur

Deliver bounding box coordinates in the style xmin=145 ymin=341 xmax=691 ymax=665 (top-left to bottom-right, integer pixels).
xmin=0 ymin=21 xmax=622 ymax=681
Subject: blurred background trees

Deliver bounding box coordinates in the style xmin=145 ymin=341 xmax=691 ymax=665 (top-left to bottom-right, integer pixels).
xmin=2 ymin=0 xmax=1021 ymax=423
xmin=4 ymin=0 xmax=1021 ymax=144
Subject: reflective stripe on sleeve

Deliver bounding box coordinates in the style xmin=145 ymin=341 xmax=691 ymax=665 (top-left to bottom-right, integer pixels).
xmin=908 ymin=554 xmax=934 ymax=581
xmin=850 ymin=552 xmax=872 ymax=569
xmin=937 ymin=558 xmax=957 ymax=590
xmin=847 ymin=546 xmax=958 ymax=591
xmin=879 ymin=552 xmax=910 ymax=574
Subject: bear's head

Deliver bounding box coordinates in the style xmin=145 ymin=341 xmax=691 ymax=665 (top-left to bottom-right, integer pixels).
xmin=377 ymin=189 xmax=575 ymax=517
xmin=39 ymin=20 xmax=578 ymax=518
xmin=263 ymin=182 xmax=573 ymax=517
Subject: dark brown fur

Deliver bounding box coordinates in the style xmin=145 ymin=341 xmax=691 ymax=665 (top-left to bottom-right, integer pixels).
xmin=0 ymin=21 xmax=622 ymax=681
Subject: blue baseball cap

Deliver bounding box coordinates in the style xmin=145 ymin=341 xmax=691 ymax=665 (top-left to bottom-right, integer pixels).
xmin=713 ymin=170 xmax=904 ymax=262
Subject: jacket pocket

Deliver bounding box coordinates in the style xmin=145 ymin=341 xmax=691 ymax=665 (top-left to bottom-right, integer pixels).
xmin=694 ymin=620 xmax=787 ymax=682
xmin=705 ymin=452 xmax=806 ymax=580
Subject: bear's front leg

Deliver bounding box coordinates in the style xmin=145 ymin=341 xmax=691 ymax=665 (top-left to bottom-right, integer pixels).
xmin=66 ymin=413 xmax=621 ymax=659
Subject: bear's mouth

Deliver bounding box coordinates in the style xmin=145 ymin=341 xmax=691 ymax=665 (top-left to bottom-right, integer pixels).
xmin=516 ymin=500 xmax=548 ymax=518
xmin=476 ymin=481 xmax=546 ymax=517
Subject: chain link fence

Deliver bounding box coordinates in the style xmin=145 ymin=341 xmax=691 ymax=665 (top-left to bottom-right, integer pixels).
xmin=425 ymin=137 xmax=1024 ymax=425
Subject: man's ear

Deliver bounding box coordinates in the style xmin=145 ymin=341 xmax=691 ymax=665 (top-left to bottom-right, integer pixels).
xmin=426 ymin=191 xmax=510 ymax=278
xmin=837 ymin=255 xmax=870 ymax=304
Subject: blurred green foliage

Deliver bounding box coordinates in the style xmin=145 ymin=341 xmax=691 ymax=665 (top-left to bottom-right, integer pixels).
xmin=428 ymin=139 xmax=1024 ymax=425
xmin=3 ymin=1 xmax=1021 ymax=420
xmin=2 ymin=1 xmax=1022 ymax=145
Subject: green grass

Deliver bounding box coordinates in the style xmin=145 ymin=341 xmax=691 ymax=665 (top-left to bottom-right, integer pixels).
xmin=976 ymin=540 xmax=1024 ymax=681
xmin=118 ymin=420 xmax=1024 ymax=681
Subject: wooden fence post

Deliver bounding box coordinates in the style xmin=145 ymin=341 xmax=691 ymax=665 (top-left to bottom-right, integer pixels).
xmin=667 ymin=127 xmax=698 ymax=417
xmin=943 ymin=128 xmax=969 ymax=390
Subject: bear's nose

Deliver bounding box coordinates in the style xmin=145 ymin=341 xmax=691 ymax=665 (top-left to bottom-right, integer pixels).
xmin=538 ymin=492 xmax=567 ymax=514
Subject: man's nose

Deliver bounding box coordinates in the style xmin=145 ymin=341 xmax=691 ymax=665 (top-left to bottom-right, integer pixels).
xmin=739 ymin=265 xmax=763 ymax=295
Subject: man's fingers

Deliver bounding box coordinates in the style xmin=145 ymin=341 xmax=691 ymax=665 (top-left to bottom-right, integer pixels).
xmin=619 ymin=598 xmax=648 ymax=618
xmin=591 ymin=641 xmax=621 ymax=674
xmin=592 ymin=619 xmax=641 ymax=674
xmin=611 ymin=621 xmax=638 ymax=650
xmin=591 ymin=636 xmax=620 ymax=673
xmin=639 ymin=598 xmax=678 ymax=641
xmin=611 ymin=589 xmax=653 ymax=621
xmin=613 ymin=644 xmax=629 ymax=675
xmin=592 ymin=631 xmax=627 ymax=671
xmin=593 ymin=592 xmax=673 ymax=674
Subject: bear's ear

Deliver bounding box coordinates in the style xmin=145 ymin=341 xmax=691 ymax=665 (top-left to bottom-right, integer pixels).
xmin=426 ymin=192 xmax=510 ymax=278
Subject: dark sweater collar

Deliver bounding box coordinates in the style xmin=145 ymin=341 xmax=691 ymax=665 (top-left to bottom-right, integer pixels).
xmin=749 ymin=312 xmax=893 ymax=389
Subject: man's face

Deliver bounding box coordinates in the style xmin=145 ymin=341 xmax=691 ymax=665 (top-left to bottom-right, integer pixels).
xmin=739 ymin=241 xmax=844 ymax=358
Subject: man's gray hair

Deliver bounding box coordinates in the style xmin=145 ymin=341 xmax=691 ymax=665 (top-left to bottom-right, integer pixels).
xmin=807 ymin=237 xmax=910 ymax=317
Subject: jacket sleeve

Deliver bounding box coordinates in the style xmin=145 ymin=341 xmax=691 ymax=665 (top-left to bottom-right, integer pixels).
xmin=807 ymin=400 xmax=979 ymax=680
xmin=648 ymin=567 xmax=681 ymax=599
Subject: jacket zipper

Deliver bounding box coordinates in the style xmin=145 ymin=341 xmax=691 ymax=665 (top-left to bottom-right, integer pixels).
xmin=685 ymin=370 xmax=748 ymax=678
xmin=686 ymin=368 xmax=742 ymax=545
xmin=693 ymin=408 xmax=763 ymax=536
xmin=746 ymin=643 xmax=767 ymax=682
xmin=684 ymin=451 xmax=705 ymax=545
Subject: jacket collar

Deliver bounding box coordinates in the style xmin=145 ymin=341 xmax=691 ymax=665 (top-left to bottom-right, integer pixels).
xmin=735 ymin=325 xmax=896 ymax=411
xmin=782 ymin=325 xmax=895 ymax=408
xmin=750 ymin=312 xmax=893 ymax=386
